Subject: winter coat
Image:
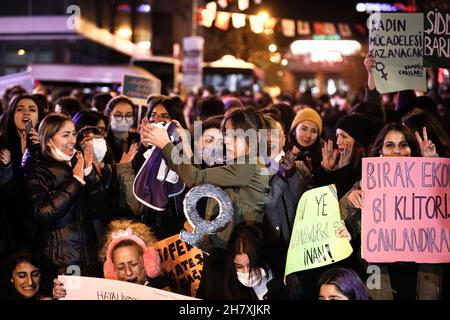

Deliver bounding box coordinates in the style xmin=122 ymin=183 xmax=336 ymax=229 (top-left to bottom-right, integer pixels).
xmin=263 ymin=168 xmax=311 ymax=276
xmin=25 ymin=153 xmax=99 ymax=275
xmin=161 ymin=143 xmax=270 ymax=249
xmin=340 ymin=181 xmax=446 ymax=300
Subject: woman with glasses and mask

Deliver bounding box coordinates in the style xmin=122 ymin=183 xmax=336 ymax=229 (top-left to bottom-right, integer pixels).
xmin=104 ymin=96 xmax=139 ymax=163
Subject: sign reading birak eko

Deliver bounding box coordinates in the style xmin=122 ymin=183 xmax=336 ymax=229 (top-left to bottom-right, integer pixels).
xmin=362 ymin=157 xmax=450 ymax=263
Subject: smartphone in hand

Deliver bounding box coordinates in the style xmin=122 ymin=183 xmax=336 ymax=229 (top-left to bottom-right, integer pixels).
xmin=25 ymin=120 xmax=33 ymax=136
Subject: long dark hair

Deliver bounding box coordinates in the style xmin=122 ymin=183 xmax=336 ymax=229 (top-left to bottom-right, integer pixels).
xmin=146 ymin=94 xmax=187 ymax=128
xmin=402 ymin=112 xmax=450 ymax=158
xmin=221 ymin=107 xmax=265 ymax=132
xmin=0 ymin=249 xmax=57 ymax=300
xmin=317 ymin=267 xmax=371 ymax=300
xmin=269 ymin=103 xmax=296 ymax=135
xmin=0 ymin=94 xmax=45 ymax=172
xmin=221 ymin=107 xmax=265 ymax=159
xmin=223 ymin=223 xmax=268 ymax=298
xmin=369 ymin=122 xmax=421 ymax=157
xmin=73 ymin=110 xmax=108 ymax=132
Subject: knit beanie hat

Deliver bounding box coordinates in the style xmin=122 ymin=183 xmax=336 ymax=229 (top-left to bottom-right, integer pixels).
xmin=335 ymin=113 xmax=375 ymax=148
xmin=290 ymin=107 xmax=323 ymax=134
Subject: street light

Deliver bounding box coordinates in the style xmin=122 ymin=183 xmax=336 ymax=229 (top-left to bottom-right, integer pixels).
xmin=269 ymin=44 xmax=277 ymax=52
xmin=257 ymin=11 xmax=269 ymax=21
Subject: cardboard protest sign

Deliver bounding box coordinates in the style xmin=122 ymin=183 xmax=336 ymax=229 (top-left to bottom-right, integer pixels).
xmin=285 ymin=185 xmax=353 ymax=278
xmin=362 ymin=157 xmax=450 ymax=263
xmin=424 ymin=9 xmax=450 ymax=68
xmin=153 ymin=234 xmax=204 ymax=297
xmin=122 ymin=74 xmax=161 ymax=106
xmin=58 ymin=275 xmax=198 ymax=300
xmin=368 ymin=13 xmax=426 ymax=93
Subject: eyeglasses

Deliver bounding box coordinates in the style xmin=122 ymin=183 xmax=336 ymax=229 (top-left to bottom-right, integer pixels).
xmin=150 ymin=112 xmax=171 ymax=121
xmin=113 ymin=113 xmax=133 ymax=121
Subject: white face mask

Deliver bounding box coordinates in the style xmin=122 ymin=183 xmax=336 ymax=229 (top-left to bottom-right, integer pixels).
xmin=49 ymin=139 xmax=75 ymax=162
xmin=92 ymin=138 xmax=107 ymax=162
xmin=110 ymin=117 xmax=133 ymax=133
xmin=236 ymin=268 xmax=265 ymax=288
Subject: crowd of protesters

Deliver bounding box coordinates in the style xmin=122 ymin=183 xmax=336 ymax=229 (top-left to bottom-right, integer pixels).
xmin=0 ymin=55 xmax=449 ymax=300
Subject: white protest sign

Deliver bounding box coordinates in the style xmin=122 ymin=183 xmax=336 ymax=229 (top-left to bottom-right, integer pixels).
xmin=368 ymin=13 xmax=426 ymax=93
xmin=59 ymin=275 xmax=198 ymax=300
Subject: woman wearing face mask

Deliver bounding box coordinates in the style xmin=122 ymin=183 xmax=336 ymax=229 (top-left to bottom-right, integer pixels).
xmin=143 ymin=107 xmax=271 ymax=300
xmin=73 ymin=110 xmax=144 ymax=219
xmin=24 ymin=114 xmax=100 ymax=276
xmin=0 ymin=249 xmax=57 ymax=300
xmin=104 ymin=96 xmax=139 ymax=163
xmin=198 ymin=222 xmax=287 ymax=300
xmin=141 ymin=107 xmax=270 ymax=249
xmin=191 ymin=116 xmax=224 ymax=169
xmin=76 ymin=126 xmax=113 ymax=241
xmin=339 ymin=122 xmax=448 ymax=300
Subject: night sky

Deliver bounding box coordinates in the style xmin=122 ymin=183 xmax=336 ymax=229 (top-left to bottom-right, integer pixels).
xmin=246 ymin=0 xmax=403 ymax=23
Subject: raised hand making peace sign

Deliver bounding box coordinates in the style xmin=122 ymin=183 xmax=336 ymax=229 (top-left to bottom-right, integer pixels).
xmin=415 ymin=126 xmax=438 ymax=157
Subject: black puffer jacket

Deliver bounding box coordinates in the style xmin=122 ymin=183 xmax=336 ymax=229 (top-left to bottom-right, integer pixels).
xmin=25 ymin=153 xmax=99 ymax=275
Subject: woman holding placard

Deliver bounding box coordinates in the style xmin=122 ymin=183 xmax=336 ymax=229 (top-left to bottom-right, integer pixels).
xmin=52 ymin=219 xmax=170 ymax=299
xmin=340 ymin=122 xmax=446 ymax=300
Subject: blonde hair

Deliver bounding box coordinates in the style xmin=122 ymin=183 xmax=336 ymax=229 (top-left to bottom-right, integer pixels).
xmin=99 ymin=219 xmax=157 ymax=261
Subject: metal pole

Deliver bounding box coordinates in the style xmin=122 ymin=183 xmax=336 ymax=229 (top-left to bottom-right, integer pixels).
xmin=192 ymin=0 xmax=198 ymax=36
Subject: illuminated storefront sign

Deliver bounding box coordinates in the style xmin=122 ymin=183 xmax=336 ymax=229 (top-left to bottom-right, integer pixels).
xmin=356 ymin=2 xmax=417 ymax=13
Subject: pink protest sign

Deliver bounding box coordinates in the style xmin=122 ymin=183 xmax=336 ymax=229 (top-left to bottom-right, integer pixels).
xmin=361 ymin=157 xmax=450 ymax=263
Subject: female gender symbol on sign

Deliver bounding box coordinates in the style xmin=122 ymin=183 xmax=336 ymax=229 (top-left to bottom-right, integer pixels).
xmin=375 ymin=62 xmax=388 ymax=80
xmin=180 ymin=184 xmax=234 ymax=254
